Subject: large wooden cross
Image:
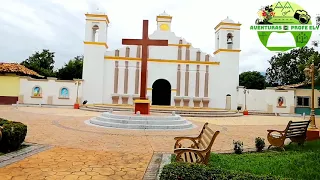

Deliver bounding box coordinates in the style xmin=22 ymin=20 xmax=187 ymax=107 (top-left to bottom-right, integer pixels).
xmin=122 ymin=20 xmax=168 ymax=114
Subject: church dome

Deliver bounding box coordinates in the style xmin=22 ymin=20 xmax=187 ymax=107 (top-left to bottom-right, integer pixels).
xmin=221 ymin=17 xmax=234 ymax=23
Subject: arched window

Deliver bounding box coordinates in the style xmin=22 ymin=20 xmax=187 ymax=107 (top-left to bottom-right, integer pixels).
xmin=59 ymin=87 xmax=69 ymax=99
xmin=227 ymin=33 xmax=233 ymax=49
xmin=32 ymin=86 xmax=42 ymax=97
xmin=92 ymin=25 xmax=99 ymax=42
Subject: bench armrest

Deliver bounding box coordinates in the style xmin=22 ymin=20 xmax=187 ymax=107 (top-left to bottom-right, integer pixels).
xmin=174 ymin=148 xmax=204 ymax=153
xmin=174 ymin=137 xmax=199 ymax=149
xmin=267 ymin=130 xmax=284 ymax=133
xmin=174 ymin=136 xmax=198 ymax=140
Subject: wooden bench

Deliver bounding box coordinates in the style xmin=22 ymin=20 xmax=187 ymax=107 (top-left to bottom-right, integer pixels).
xmin=267 ymin=120 xmax=311 ymax=150
xmin=173 ymin=123 xmax=220 ymax=165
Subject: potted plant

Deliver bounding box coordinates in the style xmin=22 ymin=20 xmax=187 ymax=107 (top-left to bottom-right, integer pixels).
xmin=255 ymin=137 xmax=265 ymax=152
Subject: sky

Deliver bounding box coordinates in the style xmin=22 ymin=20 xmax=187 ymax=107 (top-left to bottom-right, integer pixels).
xmin=0 ymin=0 xmax=319 ymax=73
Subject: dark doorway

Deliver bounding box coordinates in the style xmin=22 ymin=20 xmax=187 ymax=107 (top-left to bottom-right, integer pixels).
xmin=152 ymin=79 xmax=171 ymax=106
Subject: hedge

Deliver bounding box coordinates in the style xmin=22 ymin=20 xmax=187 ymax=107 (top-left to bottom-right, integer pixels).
xmin=0 ymin=118 xmax=27 ymax=153
xmin=160 ymin=162 xmax=281 ymax=180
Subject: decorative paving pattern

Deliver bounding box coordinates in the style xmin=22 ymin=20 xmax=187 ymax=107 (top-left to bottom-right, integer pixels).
xmin=0 ymin=147 xmax=152 ymax=180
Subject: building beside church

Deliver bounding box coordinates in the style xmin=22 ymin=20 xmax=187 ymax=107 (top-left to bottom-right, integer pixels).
xmin=82 ymin=10 xmax=242 ymax=110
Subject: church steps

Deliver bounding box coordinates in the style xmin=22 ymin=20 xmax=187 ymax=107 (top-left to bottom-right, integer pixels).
xmin=81 ymin=106 xmax=231 ymax=113
xmin=92 ymin=105 xmax=229 ymax=111
xmin=95 ymin=116 xmax=187 ymax=125
xmin=89 ymin=118 xmax=193 ymax=130
xmin=80 ymin=106 xmax=242 ymax=117
xmin=88 ymin=112 xmax=194 ymax=130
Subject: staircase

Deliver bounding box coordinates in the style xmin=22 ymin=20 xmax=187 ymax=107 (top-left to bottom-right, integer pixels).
xmin=80 ymin=104 xmax=243 ymax=117
xmin=89 ymin=112 xmax=194 ymax=130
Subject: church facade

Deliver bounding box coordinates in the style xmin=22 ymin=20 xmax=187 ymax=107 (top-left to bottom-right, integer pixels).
xmin=82 ymin=11 xmax=241 ymax=110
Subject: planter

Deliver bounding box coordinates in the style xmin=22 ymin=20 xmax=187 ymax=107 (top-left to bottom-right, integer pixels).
xmin=74 ymin=103 xmax=80 ymax=109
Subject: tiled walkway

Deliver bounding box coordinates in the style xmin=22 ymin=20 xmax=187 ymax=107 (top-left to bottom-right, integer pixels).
xmin=0 ymin=106 xmax=312 ymax=179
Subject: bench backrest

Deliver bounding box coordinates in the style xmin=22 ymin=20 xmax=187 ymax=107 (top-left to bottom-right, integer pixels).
xmin=197 ymin=123 xmax=220 ymax=151
xmin=285 ymin=120 xmax=310 ymax=138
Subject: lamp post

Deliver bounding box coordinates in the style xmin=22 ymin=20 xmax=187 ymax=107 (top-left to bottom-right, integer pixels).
xmin=74 ymin=80 xmax=81 ymax=109
xmin=243 ymin=87 xmax=249 ymax=115
xmin=304 ymin=57 xmax=320 ymax=140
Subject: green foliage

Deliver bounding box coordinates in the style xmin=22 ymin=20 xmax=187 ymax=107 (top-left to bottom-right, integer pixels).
xmin=266 ymin=46 xmax=320 ymax=86
xmin=210 ymin=140 xmax=320 ymax=180
xmin=255 ymin=137 xmax=265 ymax=152
xmin=56 ymin=56 xmax=83 ymax=80
xmin=233 ymin=140 xmax=244 ymax=154
xmin=0 ymin=118 xmax=27 ymax=153
xmin=239 ymin=71 xmax=266 ymax=89
xmin=20 ymin=49 xmax=56 ymax=77
xmin=160 ymin=162 xmax=280 ymax=180
xmin=0 ymin=118 xmax=9 ymax=126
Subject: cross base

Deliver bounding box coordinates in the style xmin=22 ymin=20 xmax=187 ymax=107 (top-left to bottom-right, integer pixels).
xmin=306 ymin=128 xmax=320 ymax=141
xmin=134 ymin=99 xmax=150 ymax=115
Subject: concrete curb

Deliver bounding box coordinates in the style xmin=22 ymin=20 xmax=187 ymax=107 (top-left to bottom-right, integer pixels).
xmin=0 ymin=143 xmax=53 ymax=168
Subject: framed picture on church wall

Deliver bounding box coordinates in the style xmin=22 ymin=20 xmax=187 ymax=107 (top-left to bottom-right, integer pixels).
xmin=59 ymin=87 xmax=70 ymax=99
xmin=31 ymin=86 xmax=42 ymax=98
xmin=277 ymin=96 xmax=286 ymax=108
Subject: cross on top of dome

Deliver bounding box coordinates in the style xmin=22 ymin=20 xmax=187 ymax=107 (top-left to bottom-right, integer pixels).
xmin=159 ymin=11 xmax=170 ymax=16
xmin=221 ymin=16 xmax=234 ymax=23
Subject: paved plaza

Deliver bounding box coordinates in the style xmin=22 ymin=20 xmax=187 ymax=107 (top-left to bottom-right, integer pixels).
xmin=0 ymin=105 xmax=316 ymax=179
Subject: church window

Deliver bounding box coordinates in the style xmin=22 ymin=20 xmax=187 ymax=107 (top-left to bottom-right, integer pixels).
xmin=92 ymin=25 xmax=99 ymax=42
xmin=227 ymin=33 xmax=233 ymax=49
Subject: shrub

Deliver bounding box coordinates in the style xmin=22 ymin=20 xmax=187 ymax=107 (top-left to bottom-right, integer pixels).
xmin=160 ymin=162 xmax=280 ymax=180
xmin=255 ymin=137 xmax=265 ymax=152
xmin=0 ymin=118 xmax=9 ymax=126
xmin=233 ymin=140 xmax=243 ymax=154
xmin=0 ymin=119 xmax=27 ymax=153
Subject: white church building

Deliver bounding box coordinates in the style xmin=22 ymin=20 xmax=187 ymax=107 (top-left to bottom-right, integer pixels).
xmin=82 ymin=11 xmax=242 ymax=110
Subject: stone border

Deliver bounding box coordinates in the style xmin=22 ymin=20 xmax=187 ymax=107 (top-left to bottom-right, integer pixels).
xmin=143 ymin=153 xmax=163 ymax=180
xmin=0 ymin=143 xmax=53 ymax=168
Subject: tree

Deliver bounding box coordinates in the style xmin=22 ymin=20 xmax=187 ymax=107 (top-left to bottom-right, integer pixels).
xmin=56 ymin=56 xmax=83 ymax=80
xmin=239 ymin=71 xmax=266 ymax=89
xmin=20 ymin=49 xmax=56 ymax=77
xmin=266 ymin=46 xmax=320 ymax=86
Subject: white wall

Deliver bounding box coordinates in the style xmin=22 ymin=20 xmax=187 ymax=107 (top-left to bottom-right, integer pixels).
xmin=237 ymin=87 xmax=295 ymax=113
xmin=19 ymin=77 xmax=83 ymax=106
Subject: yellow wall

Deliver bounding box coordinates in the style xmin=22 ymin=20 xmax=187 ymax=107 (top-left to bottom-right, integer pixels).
xmin=295 ymin=89 xmax=320 ymax=108
xmin=0 ymin=75 xmax=20 ymax=97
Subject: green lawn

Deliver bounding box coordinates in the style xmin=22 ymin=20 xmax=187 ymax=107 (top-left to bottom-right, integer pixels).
xmin=210 ymin=140 xmax=320 ymax=180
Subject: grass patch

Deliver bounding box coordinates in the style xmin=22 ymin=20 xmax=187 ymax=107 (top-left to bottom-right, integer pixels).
xmin=210 ymin=140 xmax=320 ymax=180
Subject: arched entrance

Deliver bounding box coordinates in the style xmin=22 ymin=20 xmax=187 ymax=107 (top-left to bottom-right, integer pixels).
xmin=152 ymin=79 xmax=171 ymax=105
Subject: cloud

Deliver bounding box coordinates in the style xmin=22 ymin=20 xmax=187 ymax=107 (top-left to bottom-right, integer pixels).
xmin=0 ymin=0 xmax=319 ymax=72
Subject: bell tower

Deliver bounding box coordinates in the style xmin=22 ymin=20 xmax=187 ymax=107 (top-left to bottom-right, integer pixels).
xmin=156 ymin=11 xmax=172 ymax=32
xmin=82 ymin=8 xmax=110 ymax=104
xmin=213 ymin=17 xmax=241 ymax=110
xmin=214 ymin=17 xmax=241 ymax=52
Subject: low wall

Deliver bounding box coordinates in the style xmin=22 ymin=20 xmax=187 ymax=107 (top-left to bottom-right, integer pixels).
xmin=237 ymin=87 xmax=295 ymax=113
xmin=19 ymin=77 xmax=83 ymax=106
